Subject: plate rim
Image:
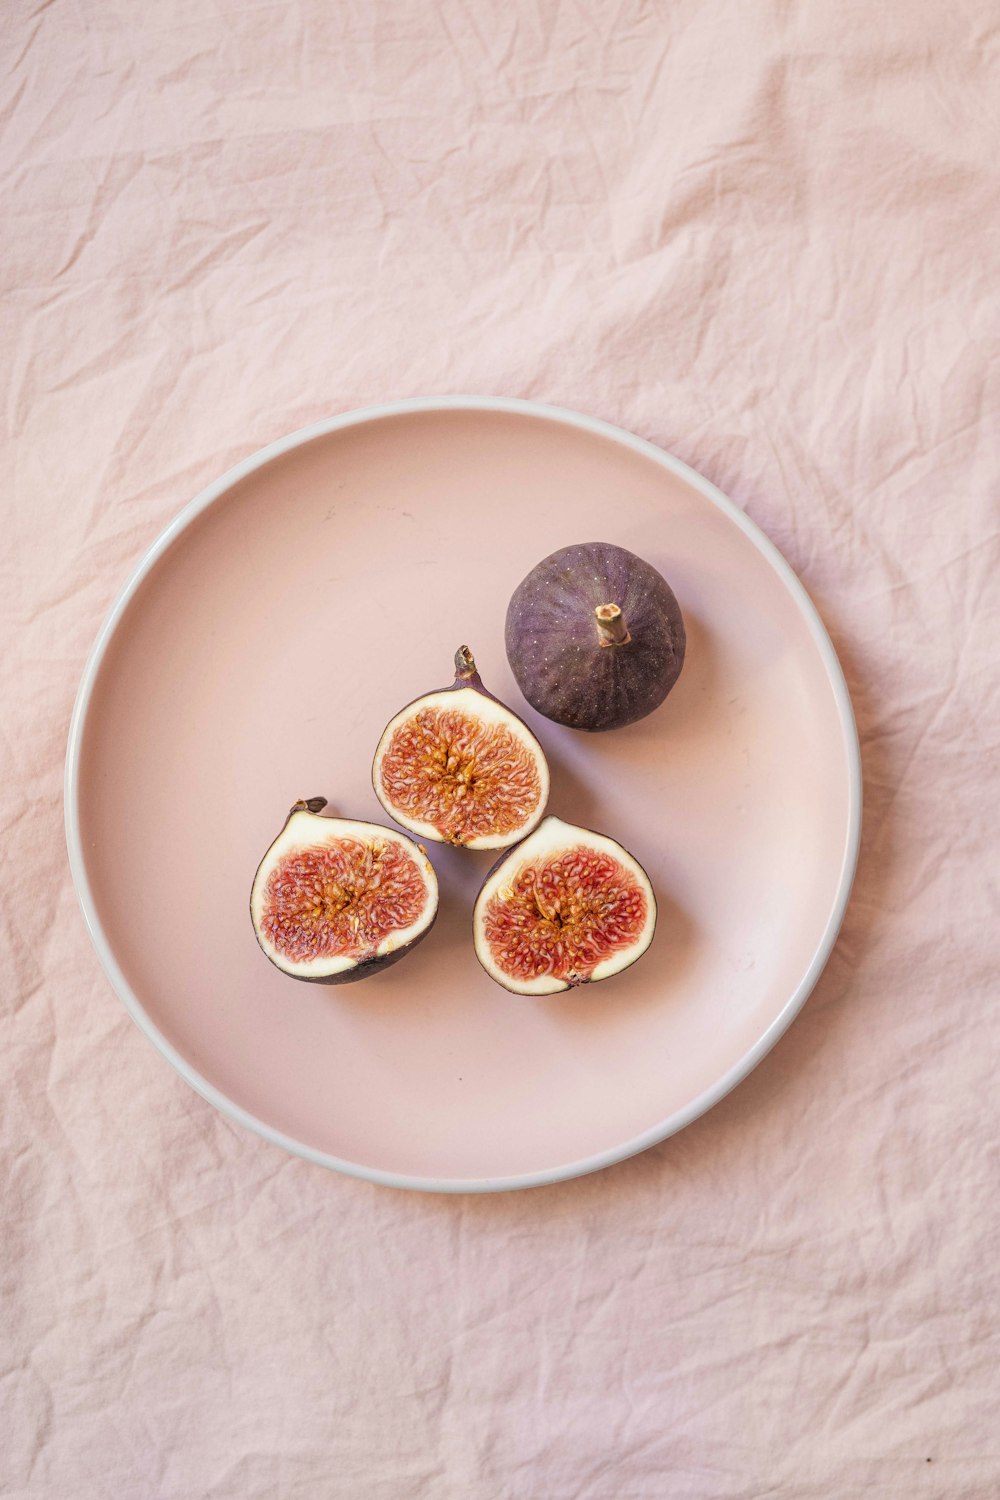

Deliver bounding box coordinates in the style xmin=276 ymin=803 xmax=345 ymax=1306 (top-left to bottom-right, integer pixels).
xmin=64 ymin=395 xmax=863 ymax=1193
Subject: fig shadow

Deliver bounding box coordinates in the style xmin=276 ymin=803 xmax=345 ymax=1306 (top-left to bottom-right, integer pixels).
xmin=537 ymin=739 xmax=606 ymax=831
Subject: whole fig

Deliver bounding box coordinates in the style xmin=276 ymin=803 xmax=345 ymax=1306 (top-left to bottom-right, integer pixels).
xmin=505 ymin=541 xmax=685 ymax=731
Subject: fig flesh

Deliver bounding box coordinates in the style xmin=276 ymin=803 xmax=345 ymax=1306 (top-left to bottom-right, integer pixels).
xmin=505 ymin=541 xmax=685 ymax=731
xmin=473 ymin=815 xmax=656 ymax=995
xmin=250 ymin=798 xmax=438 ymax=984
xmin=372 ymin=647 xmax=550 ymax=850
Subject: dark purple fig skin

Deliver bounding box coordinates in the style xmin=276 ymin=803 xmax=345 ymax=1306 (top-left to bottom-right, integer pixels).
xmin=250 ymin=798 xmax=437 ymax=985
xmin=505 ymin=542 xmax=685 ymax=731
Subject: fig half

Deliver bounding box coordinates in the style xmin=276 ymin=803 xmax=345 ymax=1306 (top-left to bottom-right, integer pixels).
xmin=372 ymin=647 xmax=550 ymax=850
xmin=250 ymin=798 xmax=438 ymax=984
xmin=473 ymin=815 xmax=656 ymax=995
xmin=505 ymin=541 xmax=686 ymax=731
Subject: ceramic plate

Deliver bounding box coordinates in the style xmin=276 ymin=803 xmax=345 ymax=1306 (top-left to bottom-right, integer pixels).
xmin=66 ymin=398 xmax=861 ymax=1191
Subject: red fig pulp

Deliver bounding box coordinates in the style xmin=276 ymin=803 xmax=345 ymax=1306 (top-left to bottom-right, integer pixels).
xmin=250 ymin=799 xmax=438 ymax=984
xmin=473 ymin=816 xmax=656 ymax=995
xmin=372 ymin=647 xmax=550 ymax=850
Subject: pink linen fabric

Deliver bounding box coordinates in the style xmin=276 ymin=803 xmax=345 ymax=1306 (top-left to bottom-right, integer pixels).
xmin=3 ymin=1 xmax=999 ymax=1495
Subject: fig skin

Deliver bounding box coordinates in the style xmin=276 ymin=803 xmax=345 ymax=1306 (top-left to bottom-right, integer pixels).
xmin=250 ymin=799 xmax=438 ymax=985
xmin=472 ymin=814 xmax=657 ymax=996
xmin=505 ymin=541 xmax=685 ymax=731
xmin=372 ymin=647 xmax=550 ymax=850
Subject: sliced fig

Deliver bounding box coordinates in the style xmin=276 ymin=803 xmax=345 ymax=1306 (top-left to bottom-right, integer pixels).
xmin=473 ymin=815 xmax=656 ymax=995
xmin=250 ymin=798 xmax=438 ymax=984
xmin=372 ymin=647 xmax=550 ymax=850
xmin=505 ymin=541 xmax=686 ymax=731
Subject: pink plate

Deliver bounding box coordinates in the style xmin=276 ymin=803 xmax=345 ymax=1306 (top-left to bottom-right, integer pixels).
xmin=66 ymin=399 xmax=860 ymax=1191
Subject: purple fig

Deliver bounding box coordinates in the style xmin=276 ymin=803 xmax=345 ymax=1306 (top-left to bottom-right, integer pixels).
xmin=505 ymin=542 xmax=685 ymax=730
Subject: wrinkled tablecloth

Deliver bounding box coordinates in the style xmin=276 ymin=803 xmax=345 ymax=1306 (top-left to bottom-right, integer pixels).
xmin=3 ymin=2 xmax=998 ymax=1495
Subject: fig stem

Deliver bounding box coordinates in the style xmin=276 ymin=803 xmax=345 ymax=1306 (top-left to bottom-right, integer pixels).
xmin=595 ymin=604 xmax=631 ymax=647
xmin=454 ymin=645 xmax=478 ymax=679
xmin=291 ymin=797 xmax=328 ymax=815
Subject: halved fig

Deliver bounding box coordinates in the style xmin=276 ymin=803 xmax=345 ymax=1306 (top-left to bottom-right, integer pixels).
xmin=250 ymin=798 xmax=438 ymax=984
xmin=372 ymin=647 xmax=550 ymax=850
xmin=473 ymin=815 xmax=656 ymax=995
